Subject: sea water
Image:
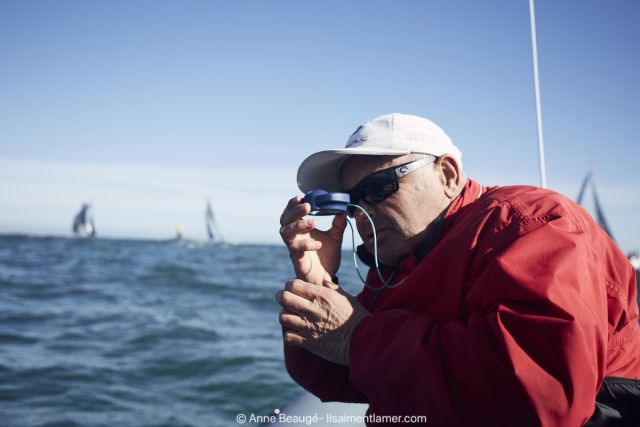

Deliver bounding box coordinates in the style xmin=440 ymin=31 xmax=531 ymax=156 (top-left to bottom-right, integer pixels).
xmin=0 ymin=235 xmax=362 ymax=426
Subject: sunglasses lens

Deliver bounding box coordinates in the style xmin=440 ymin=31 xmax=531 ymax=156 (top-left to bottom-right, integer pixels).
xmin=346 ymin=158 xmax=432 ymax=215
xmin=346 ymin=168 xmax=399 ymax=216
xmin=360 ymin=171 xmax=398 ymax=204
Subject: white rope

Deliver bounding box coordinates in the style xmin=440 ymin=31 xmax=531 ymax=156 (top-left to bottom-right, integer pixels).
xmin=529 ymin=0 xmax=547 ymax=188
xmin=346 ymin=204 xmax=406 ymax=290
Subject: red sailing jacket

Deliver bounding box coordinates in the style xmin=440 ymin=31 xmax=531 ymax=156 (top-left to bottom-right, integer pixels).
xmin=283 ymin=180 xmax=640 ymax=427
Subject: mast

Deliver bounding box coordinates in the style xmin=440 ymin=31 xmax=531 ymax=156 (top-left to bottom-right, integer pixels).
xmin=529 ymin=0 xmax=547 ymax=188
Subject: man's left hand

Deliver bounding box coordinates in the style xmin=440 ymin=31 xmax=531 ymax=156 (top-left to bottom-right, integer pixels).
xmin=276 ymin=279 xmax=370 ymax=365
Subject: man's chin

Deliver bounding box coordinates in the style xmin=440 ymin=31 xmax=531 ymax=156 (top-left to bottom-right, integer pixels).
xmin=370 ymin=245 xmax=402 ymax=267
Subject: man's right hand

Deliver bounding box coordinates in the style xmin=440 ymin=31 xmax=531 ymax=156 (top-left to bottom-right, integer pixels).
xmin=279 ymin=196 xmax=347 ymax=286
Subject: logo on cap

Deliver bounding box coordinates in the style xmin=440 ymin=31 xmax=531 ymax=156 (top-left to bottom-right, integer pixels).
xmin=346 ymin=135 xmax=368 ymax=148
xmin=346 ymin=125 xmax=369 ymax=148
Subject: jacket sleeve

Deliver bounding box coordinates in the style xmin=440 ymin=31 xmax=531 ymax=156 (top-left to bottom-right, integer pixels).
xmin=283 ymin=336 xmax=368 ymax=403
xmin=348 ymin=216 xmax=609 ymax=426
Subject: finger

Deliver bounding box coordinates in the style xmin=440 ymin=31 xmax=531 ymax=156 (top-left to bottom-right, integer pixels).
xmin=283 ymin=329 xmax=306 ymax=346
xmin=322 ymin=279 xmax=340 ymax=291
xmin=328 ymin=282 xmax=357 ymax=301
xmin=288 ymin=239 xmax=322 ymax=257
xmin=279 ymin=219 xmax=316 ymax=241
xmin=327 ymin=213 xmax=348 ymax=240
xmin=280 ymin=201 xmax=311 ymax=226
xmin=285 ymin=279 xmax=324 ymax=300
xmin=277 ymin=289 xmax=315 ymax=315
xmin=279 ymin=310 xmax=310 ymax=331
xmin=280 ymin=195 xmax=303 ymax=220
xmin=286 ymin=196 xmax=302 ymax=209
xmin=280 ymin=307 xmax=297 ymax=316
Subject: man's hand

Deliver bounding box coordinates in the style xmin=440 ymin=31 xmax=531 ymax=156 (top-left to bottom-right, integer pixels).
xmin=276 ymin=279 xmax=370 ymax=365
xmin=279 ymin=196 xmax=347 ymax=286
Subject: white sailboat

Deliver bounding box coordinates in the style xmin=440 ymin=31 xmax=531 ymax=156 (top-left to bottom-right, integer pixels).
xmin=72 ymin=203 xmax=96 ymax=238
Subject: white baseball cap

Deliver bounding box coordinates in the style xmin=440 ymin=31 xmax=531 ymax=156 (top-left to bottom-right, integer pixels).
xmin=297 ymin=113 xmax=462 ymax=192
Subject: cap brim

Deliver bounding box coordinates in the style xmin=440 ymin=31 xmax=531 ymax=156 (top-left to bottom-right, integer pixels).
xmin=296 ymin=147 xmax=411 ymax=193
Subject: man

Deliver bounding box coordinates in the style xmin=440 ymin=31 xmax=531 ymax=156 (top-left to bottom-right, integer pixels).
xmin=277 ymin=113 xmax=640 ymax=426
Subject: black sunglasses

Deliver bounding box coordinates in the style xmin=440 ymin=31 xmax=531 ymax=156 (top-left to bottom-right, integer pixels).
xmin=346 ymin=155 xmax=437 ymax=217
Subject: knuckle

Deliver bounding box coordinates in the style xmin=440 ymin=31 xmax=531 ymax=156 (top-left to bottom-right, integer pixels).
xmin=280 ymin=290 xmax=290 ymax=304
xmin=288 ymin=240 xmax=301 ymax=250
xmin=298 ymin=238 xmax=315 ymax=248
xmin=289 ymin=279 xmax=303 ymax=291
xmin=285 ymin=280 xmax=294 ymax=291
xmin=280 ymin=224 xmax=294 ymax=238
xmin=301 ymin=317 xmax=313 ymax=331
xmin=281 ymin=220 xmax=307 ymax=239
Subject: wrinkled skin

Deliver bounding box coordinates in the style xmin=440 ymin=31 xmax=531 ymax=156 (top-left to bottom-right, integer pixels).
xmin=340 ymin=154 xmax=463 ymax=265
xmin=275 ymin=279 xmax=370 ymax=365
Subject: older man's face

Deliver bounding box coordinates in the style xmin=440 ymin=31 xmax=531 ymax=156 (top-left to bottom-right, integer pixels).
xmin=339 ymin=154 xmax=452 ymax=265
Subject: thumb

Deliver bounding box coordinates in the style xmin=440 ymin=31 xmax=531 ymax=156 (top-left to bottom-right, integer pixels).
xmin=327 ymin=213 xmax=347 ymax=240
xmin=322 ymin=279 xmax=341 ymax=291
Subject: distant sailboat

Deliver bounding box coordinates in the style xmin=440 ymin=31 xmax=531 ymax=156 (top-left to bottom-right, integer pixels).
xmin=175 ymin=224 xmax=185 ymax=241
xmin=72 ymin=203 xmax=96 ymax=238
xmin=205 ymin=199 xmax=223 ymax=242
xmin=576 ymin=170 xmax=615 ymax=241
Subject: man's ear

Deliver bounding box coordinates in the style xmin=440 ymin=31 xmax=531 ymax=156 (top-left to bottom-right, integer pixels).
xmin=438 ymin=155 xmax=462 ymax=199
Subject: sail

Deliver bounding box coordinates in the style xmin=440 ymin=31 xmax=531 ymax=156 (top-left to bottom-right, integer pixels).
xmin=205 ymin=203 xmax=214 ymax=240
xmin=72 ymin=203 xmax=96 ymax=238
xmin=576 ymin=171 xmax=591 ymax=205
xmin=576 ymin=171 xmax=615 ymax=241
xmin=205 ymin=200 xmax=222 ymax=242
xmin=72 ymin=204 xmax=88 ymax=233
xmin=590 ymin=180 xmax=614 ymax=240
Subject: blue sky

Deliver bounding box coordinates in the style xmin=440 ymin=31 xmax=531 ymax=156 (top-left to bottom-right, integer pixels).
xmin=0 ymin=1 xmax=638 ymax=252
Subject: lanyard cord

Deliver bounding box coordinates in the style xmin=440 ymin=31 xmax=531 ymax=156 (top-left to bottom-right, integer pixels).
xmin=346 ymin=204 xmax=407 ymax=291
